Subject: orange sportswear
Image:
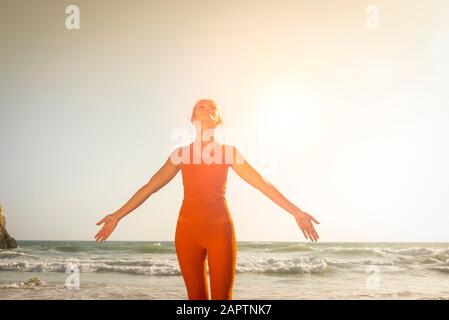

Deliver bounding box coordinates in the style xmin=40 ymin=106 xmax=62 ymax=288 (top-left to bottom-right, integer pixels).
xmin=174 ymin=142 xmax=237 ymax=300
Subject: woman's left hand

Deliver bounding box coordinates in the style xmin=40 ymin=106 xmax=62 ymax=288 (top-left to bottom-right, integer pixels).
xmin=294 ymin=210 xmax=320 ymax=242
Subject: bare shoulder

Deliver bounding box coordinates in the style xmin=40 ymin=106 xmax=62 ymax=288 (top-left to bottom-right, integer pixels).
xmin=168 ymin=144 xmax=191 ymax=166
xmin=170 ymin=143 xmax=191 ymax=155
xmin=222 ymin=144 xmax=245 ymax=165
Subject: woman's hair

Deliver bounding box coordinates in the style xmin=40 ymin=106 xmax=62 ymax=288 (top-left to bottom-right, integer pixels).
xmin=190 ymin=99 xmax=223 ymax=127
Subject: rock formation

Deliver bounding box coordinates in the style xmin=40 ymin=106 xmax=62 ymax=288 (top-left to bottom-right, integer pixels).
xmin=0 ymin=204 xmax=17 ymax=249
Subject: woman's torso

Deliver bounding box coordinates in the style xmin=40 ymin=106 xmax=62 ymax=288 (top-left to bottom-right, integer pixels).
xmin=178 ymin=142 xmax=232 ymax=225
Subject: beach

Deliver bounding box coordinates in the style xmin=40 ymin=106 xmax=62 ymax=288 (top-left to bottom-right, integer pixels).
xmin=1 ymin=241 xmax=449 ymax=300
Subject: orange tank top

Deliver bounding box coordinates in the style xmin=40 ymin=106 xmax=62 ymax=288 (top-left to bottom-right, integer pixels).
xmin=178 ymin=142 xmax=232 ymax=224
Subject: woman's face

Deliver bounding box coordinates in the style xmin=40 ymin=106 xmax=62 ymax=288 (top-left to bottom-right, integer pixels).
xmin=193 ymin=100 xmax=219 ymax=127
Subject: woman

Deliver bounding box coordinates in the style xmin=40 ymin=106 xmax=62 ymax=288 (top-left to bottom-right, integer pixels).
xmin=95 ymin=99 xmax=320 ymax=300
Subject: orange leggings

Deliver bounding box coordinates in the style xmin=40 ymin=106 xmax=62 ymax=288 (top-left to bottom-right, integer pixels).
xmin=175 ymin=215 xmax=237 ymax=300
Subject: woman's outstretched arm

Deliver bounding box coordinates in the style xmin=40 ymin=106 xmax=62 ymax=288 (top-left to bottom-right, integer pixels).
xmin=95 ymin=147 xmax=182 ymax=242
xmin=228 ymin=145 xmax=320 ymax=242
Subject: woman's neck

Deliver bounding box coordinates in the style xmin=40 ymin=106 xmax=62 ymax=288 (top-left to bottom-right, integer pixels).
xmin=194 ymin=137 xmax=215 ymax=147
xmin=194 ymin=129 xmax=216 ymax=146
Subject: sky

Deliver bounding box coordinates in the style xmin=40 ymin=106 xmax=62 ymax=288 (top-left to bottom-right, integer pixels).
xmin=1 ymin=0 xmax=448 ymax=242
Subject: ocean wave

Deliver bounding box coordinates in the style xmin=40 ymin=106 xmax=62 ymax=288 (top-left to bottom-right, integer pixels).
xmin=0 ymin=251 xmax=39 ymax=260
xmin=321 ymin=247 xmax=386 ymax=257
xmin=5 ymin=242 xmax=449 ymax=277
xmin=319 ymin=246 xmax=449 ymax=259
xmin=0 ymin=258 xmax=181 ymax=275
xmin=266 ymin=244 xmax=315 ymax=253
xmin=2 ymin=253 xmax=449 ymax=276
xmin=95 ymin=265 xmax=180 ymax=276
xmin=15 ymin=241 xmax=449 ymax=258
xmin=380 ymin=247 xmax=438 ymax=256
xmin=0 ymin=255 xmax=330 ymax=276
xmin=237 ymin=256 xmax=328 ymax=274
xmin=238 ymin=243 xmax=314 ymax=253
xmin=323 ymin=257 xmax=396 ymax=268
xmin=0 ymin=261 xmax=69 ymax=273
xmin=422 ymin=258 xmax=442 ymax=264
xmin=432 ymin=253 xmax=449 ymax=262
xmin=322 ymin=257 xmax=351 ymax=268
xmin=430 ymin=266 xmax=449 ymax=274
xmin=15 ymin=241 xmax=176 ymax=254
xmin=360 ymin=259 xmax=395 ymax=266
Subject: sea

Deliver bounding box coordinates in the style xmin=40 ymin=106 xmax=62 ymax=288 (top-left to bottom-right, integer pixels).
xmin=1 ymin=241 xmax=448 ymax=300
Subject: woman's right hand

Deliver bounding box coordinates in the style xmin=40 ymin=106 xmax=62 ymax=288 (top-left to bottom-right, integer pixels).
xmin=95 ymin=213 xmax=120 ymax=242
